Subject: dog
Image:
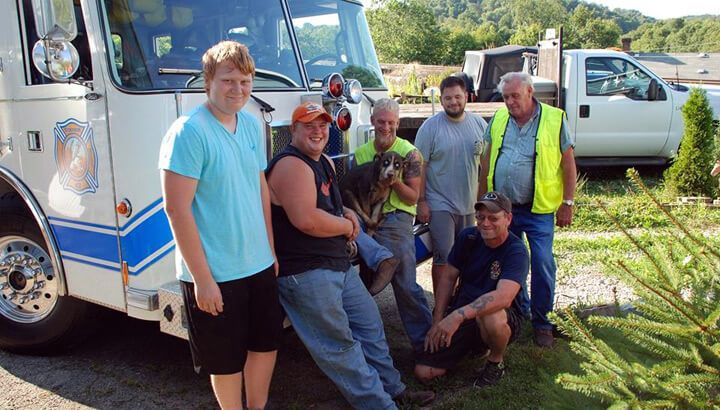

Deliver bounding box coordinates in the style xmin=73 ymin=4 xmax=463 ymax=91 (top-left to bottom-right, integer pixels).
xmin=341 ymin=151 xmax=405 ymax=234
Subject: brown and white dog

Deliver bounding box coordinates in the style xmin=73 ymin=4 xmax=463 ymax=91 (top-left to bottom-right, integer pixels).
xmin=341 ymin=151 xmax=405 ymax=234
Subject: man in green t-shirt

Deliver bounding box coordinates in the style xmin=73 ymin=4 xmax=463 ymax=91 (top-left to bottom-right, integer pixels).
xmin=353 ymin=98 xmax=433 ymax=353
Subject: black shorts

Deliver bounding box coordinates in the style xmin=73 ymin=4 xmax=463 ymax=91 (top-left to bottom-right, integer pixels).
xmin=415 ymin=307 xmax=523 ymax=370
xmin=180 ymin=265 xmax=283 ymax=375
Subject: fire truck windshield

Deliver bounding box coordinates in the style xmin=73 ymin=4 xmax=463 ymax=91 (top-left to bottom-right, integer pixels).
xmin=101 ymin=0 xmax=385 ymax=91
xmin=288 ymin=0 xmax=385 ymax=89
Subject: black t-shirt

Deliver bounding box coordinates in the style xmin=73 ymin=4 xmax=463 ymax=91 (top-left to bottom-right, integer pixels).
xmin=267 ymin=145 xmax=350 ymax=276
xmin=448 ymin=227 xmax=529 ymax=311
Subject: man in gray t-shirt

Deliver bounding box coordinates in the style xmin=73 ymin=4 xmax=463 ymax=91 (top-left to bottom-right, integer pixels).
xmin=415 ymin=75 xmax=488 ymax=296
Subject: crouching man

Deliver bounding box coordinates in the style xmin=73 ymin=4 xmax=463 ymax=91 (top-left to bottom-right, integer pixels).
xmin=415 ymin=192 xmax=529 ymax=387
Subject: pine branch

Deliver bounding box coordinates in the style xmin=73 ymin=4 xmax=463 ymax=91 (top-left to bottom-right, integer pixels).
xmin=616 ymin=261 xmax=709 ymax=334
xmin=590 ymin=315 xmax=701 ymax=340
xmin=704 ymin=302 xmax=720 ymax=329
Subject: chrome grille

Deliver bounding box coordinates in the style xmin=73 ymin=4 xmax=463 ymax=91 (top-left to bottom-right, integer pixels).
xmin=270 ymin=125 xmax=350 ymax=180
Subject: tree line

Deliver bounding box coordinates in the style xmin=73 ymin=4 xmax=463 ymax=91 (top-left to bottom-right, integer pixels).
xmin=366 ymin=0 xmax=720 ymax=65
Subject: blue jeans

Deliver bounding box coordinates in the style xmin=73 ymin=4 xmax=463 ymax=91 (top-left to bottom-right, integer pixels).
xmin=373 ymin=211 xmax=433 ymax=352
xmin=509 ymin=206 xmax=556 ymax=330
xmin=277 ymin=267 xmax=404 ymax=410
xmin=355 ymin=229 xmax=394 ymax=271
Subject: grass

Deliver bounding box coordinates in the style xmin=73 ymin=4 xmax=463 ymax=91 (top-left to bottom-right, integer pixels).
xmin=571 ymin=169 xmax=720 ymax=231
xmin=417 ymin=325 xmax=607 ymax=409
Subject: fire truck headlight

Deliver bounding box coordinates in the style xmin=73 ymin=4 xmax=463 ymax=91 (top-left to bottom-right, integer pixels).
xmin=343 ymin=80 xmax=363 ymax=104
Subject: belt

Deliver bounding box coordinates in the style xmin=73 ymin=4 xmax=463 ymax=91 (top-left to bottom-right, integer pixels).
xmin=511 ymin=203 xmax=532 ymax=209
xmin=385 ymin=209 xmax=413 ymax=217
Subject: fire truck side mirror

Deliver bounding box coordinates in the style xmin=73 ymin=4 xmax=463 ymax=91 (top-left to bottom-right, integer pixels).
xmin=31 ymin=39 xmax=80 ymax=81
xmin=31 ymin=0 xmax=78 ymax=41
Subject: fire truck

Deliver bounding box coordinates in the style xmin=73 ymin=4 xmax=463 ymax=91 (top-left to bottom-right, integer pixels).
xmin=0 ymin=0 xmax=431 ymax=353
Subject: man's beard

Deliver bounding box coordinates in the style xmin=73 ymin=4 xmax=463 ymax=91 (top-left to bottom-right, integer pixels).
xmin=444 ymin=107 xmax=464 ymax=118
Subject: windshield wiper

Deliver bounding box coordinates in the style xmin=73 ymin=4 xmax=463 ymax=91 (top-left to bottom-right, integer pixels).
xmin=157 ymin=67 xmax=275 ymax=114
xmin=158 ymin=68 xmax=201 ymax=76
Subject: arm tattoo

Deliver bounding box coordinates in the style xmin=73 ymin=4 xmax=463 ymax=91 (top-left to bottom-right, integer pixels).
xmin=455 ymin=307 xmax=468 ymax=321
xmin=470 ymin=294 xmax=494 ymax=312
xmin=404 ymin=150 xmax=422 ymax=178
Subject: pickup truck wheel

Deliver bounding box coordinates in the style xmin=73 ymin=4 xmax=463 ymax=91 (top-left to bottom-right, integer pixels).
xmin=0 ymin=213 xmax=89 ymax=354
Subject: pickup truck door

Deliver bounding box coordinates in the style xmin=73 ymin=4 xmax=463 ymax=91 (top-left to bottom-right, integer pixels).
xmin=573 ymin=56 xmax=672 ymax=157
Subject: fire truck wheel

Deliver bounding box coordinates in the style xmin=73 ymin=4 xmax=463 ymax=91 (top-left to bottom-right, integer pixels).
xmin=0 ymin=213 xmax=90 ymax=354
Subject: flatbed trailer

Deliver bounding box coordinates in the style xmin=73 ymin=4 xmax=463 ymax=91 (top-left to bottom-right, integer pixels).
xmin=397 ymin=102 xmax=504 ymax=141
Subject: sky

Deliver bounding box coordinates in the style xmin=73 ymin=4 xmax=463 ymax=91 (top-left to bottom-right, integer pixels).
xmin=578 ymin=0 xmax=718 ymax=19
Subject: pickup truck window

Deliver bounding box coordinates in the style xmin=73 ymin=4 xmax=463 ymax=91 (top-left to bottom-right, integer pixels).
xmin=585 ymin=57 xmax=655 ymax=100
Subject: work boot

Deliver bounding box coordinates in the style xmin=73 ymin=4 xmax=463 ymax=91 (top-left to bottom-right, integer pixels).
xmin=394 ymin=388 xmax=436 ymax=407
xmin=473 ymin=360 xmax=505 ymax=388
xmin=533 ymin=328 xmax=554 ymax=348
xmin=368 ymin=257 xmax=399 ymax=295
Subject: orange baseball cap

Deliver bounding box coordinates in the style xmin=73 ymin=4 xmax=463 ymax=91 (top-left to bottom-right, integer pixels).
xmin=292 ymin=101 xmax=333 ymax=123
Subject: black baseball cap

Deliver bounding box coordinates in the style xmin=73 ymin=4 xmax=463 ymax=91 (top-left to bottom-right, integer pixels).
xmin=474 ymin=191 xmax=512 ymax=213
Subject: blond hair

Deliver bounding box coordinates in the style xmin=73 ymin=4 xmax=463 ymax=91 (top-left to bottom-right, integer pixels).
xmin=202 ymin=41 xmax=255 ymax=83
xmin=372 ymin=98 xmax=400 ymax=117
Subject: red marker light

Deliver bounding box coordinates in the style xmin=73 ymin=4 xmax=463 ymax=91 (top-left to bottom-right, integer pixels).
xmin=334 ymin=106 xmax=352 ymax=131
xmin=322 ymin=73 xmax=345 ymax=99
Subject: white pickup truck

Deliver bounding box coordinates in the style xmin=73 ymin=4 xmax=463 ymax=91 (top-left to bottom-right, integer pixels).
xmin=533 ymin=49 xmax=720 ymax=166
xmin=461 ymin=47 xmax=719 ymax=166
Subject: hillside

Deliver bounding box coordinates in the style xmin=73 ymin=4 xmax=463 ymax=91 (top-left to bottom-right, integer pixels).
xmin=367 ymin=0 xmax=720 ymax=65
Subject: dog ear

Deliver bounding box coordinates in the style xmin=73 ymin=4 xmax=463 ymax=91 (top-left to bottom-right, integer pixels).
xmin=374 ymin=153 xmax=383 ymax=162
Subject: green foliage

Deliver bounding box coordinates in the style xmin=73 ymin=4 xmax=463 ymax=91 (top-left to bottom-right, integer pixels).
xmin=368 ymin=0 xmax=717 ymax=65
xmin=111 ymin=34 xmax=123 ymax=68
xmin=341 ymin=65 xmax=383 ymax=88
xmin=508 ymin=23 xmax=543 ymax=46
xmin=565 ymin=5 xmax=622 ymax=49
xmin=571 ymin=172 xmax=720 ymax=231
xmin=295 ymin=23 xmax=336 ymax=58
xmin=664 ymin=88 xmax=717 ymax=197
xmin=629 ymin=17 xmax=720 ymax=52
xmin=552 ymin=169 xmax=720 ymax=408
xmin=403 ymin=69 xmax=422 ymax=95
xmin=440 ymin=28 xmax=480 ymax=65
xmin=715 ymin=126 xmax=720 ymax=162
xmin=424 ymin=69 xmax=457 ymax=89
xmin=367 ymin=0 xmax=444 ymax=64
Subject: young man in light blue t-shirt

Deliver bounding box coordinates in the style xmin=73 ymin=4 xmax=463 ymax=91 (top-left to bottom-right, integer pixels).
xmin=158 ymin=41 xmax=281 ymax=410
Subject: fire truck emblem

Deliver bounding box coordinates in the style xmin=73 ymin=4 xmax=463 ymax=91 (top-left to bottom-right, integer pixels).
xmin=490 ymin=260 xmax=501 ymax=280
xmin=54 ymin=118 xmax=99 ymax=195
